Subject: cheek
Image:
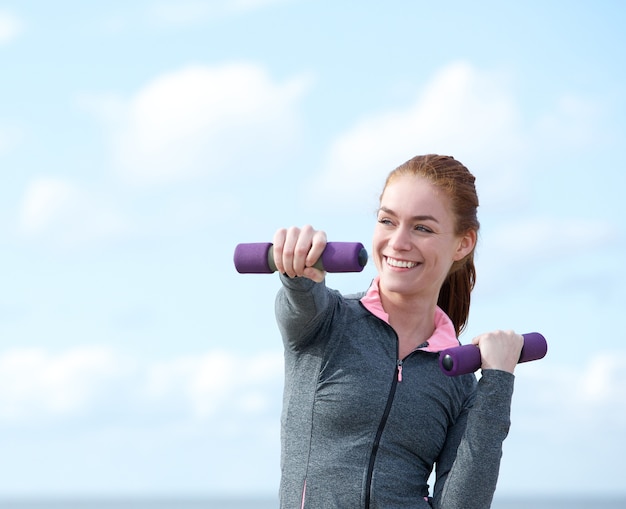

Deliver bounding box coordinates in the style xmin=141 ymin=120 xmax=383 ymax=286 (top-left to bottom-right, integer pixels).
xmin=437 ymin=244 xmax=462 ymax=270
xmin=371 ymin=229 xmax=385 ymax=266
xmin=423 ymin=241 xmax=455 ymax=271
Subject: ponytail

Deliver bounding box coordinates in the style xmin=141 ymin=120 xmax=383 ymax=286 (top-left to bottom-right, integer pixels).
xmin=437 ymin=254 xmax=476 ymax=337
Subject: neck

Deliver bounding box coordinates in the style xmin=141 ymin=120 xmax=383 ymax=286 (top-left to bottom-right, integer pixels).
xmin=380 ymin=290 xmax=438 ymax=356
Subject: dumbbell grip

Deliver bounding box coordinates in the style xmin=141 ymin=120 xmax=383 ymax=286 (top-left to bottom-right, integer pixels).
xmin=233 ymin=242 xmax=368 ymax=274
xmin=439 ymin=332 xmax=547 ymax=376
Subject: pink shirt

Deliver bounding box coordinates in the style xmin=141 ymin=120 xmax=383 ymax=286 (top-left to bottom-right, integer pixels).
xmin=360 ymin=276 xmax=460 ymax=353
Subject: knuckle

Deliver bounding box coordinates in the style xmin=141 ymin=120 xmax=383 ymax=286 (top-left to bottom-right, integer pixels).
xmin=294 ymin=245 xmax=309 ymax=258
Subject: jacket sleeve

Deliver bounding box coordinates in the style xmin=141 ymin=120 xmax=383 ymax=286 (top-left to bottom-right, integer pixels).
xmin=274 ymin=274 xmax=334 ymax=351
xmin=433 ymin=370 xmax=515 ymax=509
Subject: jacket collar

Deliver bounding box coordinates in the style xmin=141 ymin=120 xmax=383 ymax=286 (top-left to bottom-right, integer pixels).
xmin=360 ymin=276 xmax=460 ymax=353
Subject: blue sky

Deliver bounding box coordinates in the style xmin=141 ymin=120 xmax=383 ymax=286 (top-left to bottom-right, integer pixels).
xmin=1 ymin=0 xmax=625 ymax=500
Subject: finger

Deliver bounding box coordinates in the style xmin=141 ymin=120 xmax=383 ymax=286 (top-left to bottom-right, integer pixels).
xmin=302 ymin=266 xmax=326 ymax=283
xmin=282 ymin=226 xmax=302 ymax=277
xmin=272 ymin=228 xmax=288 ymax=274
xmin=293 ymin=225 xmax=315 ymax=274
xmin=305 ymin=229 xmax=327 ymax=269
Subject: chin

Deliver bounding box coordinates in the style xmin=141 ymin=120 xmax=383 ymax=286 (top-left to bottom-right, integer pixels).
xmin=379 ymin=274 xmax=415 ymax=294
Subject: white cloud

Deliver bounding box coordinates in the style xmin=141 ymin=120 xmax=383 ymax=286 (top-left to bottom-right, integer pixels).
xmin=472 ymin=215 xmax=619 ymax=293
xmin=579 ymin=351 xmax=626 ymax=406
xmin=86 ymin=63 xmax=311 ymax=185
xmin=496 ymin=350 xmax=626 ymax=495
xmin=535 ymin=94 xmax=605 ymax=148
xmin=487 ymin=216 xmax=617 ymax=262
xmin=145 ymin=350 xmax=283 ymax=419
xmin=229 ymin=0 xmax=293 ymax=11
xmin=0 ymin=10 xmax=22 ymax=45
xmin=1 ymin=345 xmax=623 ymax=497
xmin=0 ymin=346 xmax=124 ymax=421
xmin=19 ymin=178 xmax=77 ymax=233
xmin=147 ymin=1 xmax=221 ymax=26
xmin=18 ymin=177 xmax=130 ymax=245
xmin=309 ymin=62 xmax=612 ymax=214
xmin=101 ymin=0 xmax=293 ymax=33
xmin=147 ymin=0 xmax=292 ymax=26
xmin=0 ymin=346 xmax=283 ymax=425
xmin=309 ymin=62 xmax=526 ymax=210
xmin=514 ymin=350 xmax=626 ymax=434
xmin=3 ymin=343 xmax=623 ymax=461
xmin=0 ymin=125 xmax=22 ymax=154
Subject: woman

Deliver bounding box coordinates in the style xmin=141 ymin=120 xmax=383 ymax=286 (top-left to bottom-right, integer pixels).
xmin=272 ymin=154 xmax=524 ymax=509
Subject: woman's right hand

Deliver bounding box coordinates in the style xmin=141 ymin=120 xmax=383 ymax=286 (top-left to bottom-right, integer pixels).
xmin=272 ymin=225 xmax=327 ymax=282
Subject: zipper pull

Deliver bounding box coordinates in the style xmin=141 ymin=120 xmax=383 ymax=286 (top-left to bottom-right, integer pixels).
xmin=397 ymin=360 xmax=403 ymax=382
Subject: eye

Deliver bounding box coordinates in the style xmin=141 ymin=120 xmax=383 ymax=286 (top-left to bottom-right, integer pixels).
xmin=378 ymin=218 xmax=394 ymax=226
xmin=414 ymin=225 xmax=433 ymax=233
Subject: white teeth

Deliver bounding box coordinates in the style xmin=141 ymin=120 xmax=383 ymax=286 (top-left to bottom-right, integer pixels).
xmin=386 ymin=257 xmax=418 ymax=269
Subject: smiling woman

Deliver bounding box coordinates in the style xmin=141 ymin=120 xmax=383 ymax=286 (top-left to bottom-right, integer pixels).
xmin=270 ymin=154 xmax=524 ymax=509
xmin=373 ymin=155 xmax=480 ymax=340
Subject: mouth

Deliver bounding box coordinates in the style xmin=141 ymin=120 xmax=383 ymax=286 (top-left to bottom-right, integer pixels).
xmin=385 ymin=256 xmax=419 ymax=269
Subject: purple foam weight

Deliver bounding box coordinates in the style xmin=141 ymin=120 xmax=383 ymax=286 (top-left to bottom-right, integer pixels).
xmin=439 ymin=344 xmax=482 ymax=377
xmin=233 ymin=242 xmax=274 ymax=273
xmin=439 ymin=332 xmax=547 ymax=376
xmin=320 ymin=242 xmax=368 ymax=273
xmin=233 ymin=242 xmax=368 ymax=274
xmin=518 ymin=332 xmax=548 ymax=363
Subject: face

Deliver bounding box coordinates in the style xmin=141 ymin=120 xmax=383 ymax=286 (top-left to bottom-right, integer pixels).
xmin=373 ymin=175 xmax=476 ymax=303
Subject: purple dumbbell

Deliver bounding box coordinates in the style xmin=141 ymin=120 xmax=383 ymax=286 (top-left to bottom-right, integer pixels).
xmin=233 ymin=242 xmax=368 ymax=274
xmin=439 ymin=332 xmax=547 ymax=376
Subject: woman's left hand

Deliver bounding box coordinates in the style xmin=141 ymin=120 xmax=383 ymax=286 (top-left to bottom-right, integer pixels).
xmin=471 ymin=330 xmax=524 ymax=374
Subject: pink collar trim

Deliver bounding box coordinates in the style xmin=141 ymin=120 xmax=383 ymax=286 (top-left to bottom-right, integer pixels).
xmin=360 ymin=276 xmax=459 ymax=353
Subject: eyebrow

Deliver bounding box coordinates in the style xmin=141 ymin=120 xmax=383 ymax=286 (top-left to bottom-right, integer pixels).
xmin=378 ymin=206 xmax=440 ymax=224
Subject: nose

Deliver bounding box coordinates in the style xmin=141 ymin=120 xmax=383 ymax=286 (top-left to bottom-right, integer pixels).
xmin=389 ymin=226 xmax=412 ymax=252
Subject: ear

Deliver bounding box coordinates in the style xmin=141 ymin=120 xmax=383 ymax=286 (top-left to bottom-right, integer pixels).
xmin=453 ymin=229 xmax=477 ymax=262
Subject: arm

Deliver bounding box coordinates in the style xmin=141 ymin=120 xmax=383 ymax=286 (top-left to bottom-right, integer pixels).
xmin=433 ymin=370 xmax=515 ymax=509
xmin=273 ymin=225 xmax=333 ymax=351
xmin=275 ymin=274 xmax=334 ymax=351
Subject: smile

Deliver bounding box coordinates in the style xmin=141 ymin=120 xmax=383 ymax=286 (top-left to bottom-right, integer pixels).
xmin=385 ymin=257 xmax=418 ymax=269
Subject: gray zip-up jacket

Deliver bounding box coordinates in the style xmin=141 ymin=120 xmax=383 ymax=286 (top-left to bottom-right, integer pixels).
xmin=275 ymin=275 xmax=514 ymax=509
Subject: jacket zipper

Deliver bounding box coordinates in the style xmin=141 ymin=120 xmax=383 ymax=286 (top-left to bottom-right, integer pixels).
xmin=364 ymin=358 xmax=401 ymax=508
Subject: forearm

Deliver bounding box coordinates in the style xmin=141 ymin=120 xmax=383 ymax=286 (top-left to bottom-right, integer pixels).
xmin=437 ymin=370 xmax=515 ymax=509
xmin=275 ymin=274 xmax=331 ymax=350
